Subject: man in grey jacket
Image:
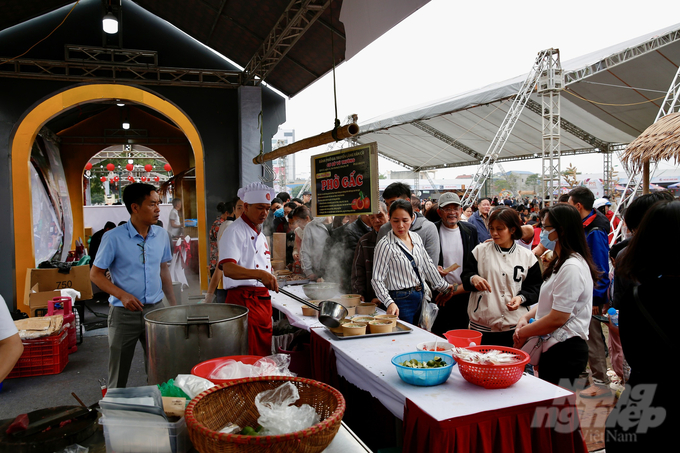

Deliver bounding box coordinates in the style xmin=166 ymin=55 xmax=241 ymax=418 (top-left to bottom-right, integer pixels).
xmin=376 ymin=182 xmax=440 ymax=264
xmin=300 ymin=216 xmax=332 ymax=281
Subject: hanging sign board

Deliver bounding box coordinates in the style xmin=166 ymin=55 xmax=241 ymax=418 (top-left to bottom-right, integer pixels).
xmin=311 ymin=142 xmax=379 ymax=217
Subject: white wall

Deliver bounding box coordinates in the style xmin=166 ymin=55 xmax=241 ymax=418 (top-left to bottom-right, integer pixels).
xmin=83 ymin=204 xmax=173 ymax=236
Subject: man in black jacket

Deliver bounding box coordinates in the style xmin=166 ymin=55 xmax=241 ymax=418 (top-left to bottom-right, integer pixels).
xmin=431 ymin=193 xmax=480 ymax=335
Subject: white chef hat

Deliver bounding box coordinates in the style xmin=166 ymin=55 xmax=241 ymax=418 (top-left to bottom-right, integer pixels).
xmin=237 ymin=182 xmax=276 ymax=205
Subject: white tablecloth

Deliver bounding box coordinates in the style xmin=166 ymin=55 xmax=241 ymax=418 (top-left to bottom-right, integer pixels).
xmin=271 ymin=288 xmax=573 ymax=422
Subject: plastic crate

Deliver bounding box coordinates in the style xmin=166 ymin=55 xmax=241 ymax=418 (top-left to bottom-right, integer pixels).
xmin=100 ymin=415 xmax=191 ymax=453
xmin=6 ymin=330 xmax=69 ymax=379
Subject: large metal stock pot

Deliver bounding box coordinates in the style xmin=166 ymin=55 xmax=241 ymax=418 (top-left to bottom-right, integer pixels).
xmin=144 ymin=304 xmax=248 ymax=384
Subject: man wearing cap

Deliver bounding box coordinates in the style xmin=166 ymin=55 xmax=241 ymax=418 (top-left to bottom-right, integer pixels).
xmin=594 ymin=197 xmax=619 ymax=243
xmin=219 ymin=182 xmax=279 ymax=356
xmin=302 ymin=190 xmax=312 ymax=209
xmin=431 ymin=193 xmax=480 ymax=335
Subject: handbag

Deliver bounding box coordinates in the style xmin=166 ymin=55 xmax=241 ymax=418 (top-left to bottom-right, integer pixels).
xmin=521 ymin=316 xmax=575 ymax=366
xmin=396 ymin=245 xmax=439 ymax=331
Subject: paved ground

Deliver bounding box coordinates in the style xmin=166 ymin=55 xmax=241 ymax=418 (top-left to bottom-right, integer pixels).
xmin=1 ymin=298 xmax=148 ymax=419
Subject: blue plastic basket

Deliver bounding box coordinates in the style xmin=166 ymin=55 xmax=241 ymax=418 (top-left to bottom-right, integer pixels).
xmin=391 ymin=351 xmax=455 ymax=386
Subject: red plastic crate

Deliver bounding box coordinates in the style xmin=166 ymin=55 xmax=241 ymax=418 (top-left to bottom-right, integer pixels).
xmin=6 ymin=330 xmax=69 ymax=379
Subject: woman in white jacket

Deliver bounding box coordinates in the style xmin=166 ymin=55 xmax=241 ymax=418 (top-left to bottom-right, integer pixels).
xmin=461 ymin=207 xmax=542 ymax=347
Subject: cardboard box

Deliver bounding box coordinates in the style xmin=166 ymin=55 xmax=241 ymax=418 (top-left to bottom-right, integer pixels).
xmin=24 ymin=265 xmax=94 ymax=316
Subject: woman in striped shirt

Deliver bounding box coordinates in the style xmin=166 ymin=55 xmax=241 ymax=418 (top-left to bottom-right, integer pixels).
xmin=372 ymin=199 xmax=454 ymax=325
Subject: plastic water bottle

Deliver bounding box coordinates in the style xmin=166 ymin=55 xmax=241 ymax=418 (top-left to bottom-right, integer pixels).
xmin=608 ymin=308 xmax=619 ymax=327
xmin=529 ymin=318 xmax=551 ymax=340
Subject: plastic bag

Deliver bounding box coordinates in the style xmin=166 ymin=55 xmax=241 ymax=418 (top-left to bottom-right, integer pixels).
xmin=157 ymin=379 xmax=190 ymax=399
xmin=255 ymin=382 xmax=320 ymax=435
xmin=174 ymin=374 xmax=216 ymax=399
xmin=209 ymin=354 xmax=296 ymax=380
xmin=419 ymin=301 xmax=439 ymax=332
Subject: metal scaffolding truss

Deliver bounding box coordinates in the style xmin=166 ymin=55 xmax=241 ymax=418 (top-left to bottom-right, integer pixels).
xmin=602 ymin=149 xmax=613 ymax=196
xmin=243 ymin=0 xmax=331 ymax=84
xmin=654 ymin=65 xmax=680 ymax=121
xmin=524 ymin=99 xmax=609 ymax=151
xmin=610 ymin=66 xmax=680 ymax=241
xmin=461 ymin=49 xmax=559 ymax=205
xmin=412 ymin=121 xmax=484 ymax=161
xmin=563 ymin=28 xmax=680 ymax=85
xmin=0 ymin=45 xmax=243 ymax=88
xmin=539 ymin=49 xmax=563 ymax=206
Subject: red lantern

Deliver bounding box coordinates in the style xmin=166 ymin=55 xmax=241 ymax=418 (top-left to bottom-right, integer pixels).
xmin=114 ymin=176 xmax=120 ymax=182
xmin=128 ymin=176 xmax=134 ymax=182
xmin=109 ymin=178 xmax=115 ymax=183
xmin=154 ymin=176 xmax=160 ymax=182
xmin=106 ymin=163 xmax=115 ymax=171
xmin=144 ymin=164 xmax=153 ymax=172
xmin=141 ymin=176 xmax=147 ymax=182
xmin=164 ymin=163 xmax=172 ymax=172
xmin=126 ymin=163 xmax=134 ymax=171
xmin=85 ymin=162 xmax=93 ymax=171
xmin=100 ymin=176 xmax=107 ymax=182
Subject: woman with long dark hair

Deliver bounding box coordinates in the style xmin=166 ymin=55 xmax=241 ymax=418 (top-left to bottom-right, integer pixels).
xmin=372 ymin=199 xmax=454 ymax=325
xmin=461 ymin=206 xmax=542 ymax=347
xmin=513 ymin=203 xmax=599 ymax=386
xmin=604 ymin=200 xmax=678 ymax=452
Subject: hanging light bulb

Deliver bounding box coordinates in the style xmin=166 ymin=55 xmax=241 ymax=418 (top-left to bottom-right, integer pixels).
xmin=122 ymin=121 xmax=130 ymax=130
xmin=103 ymin=11 xmax=118 ymax=34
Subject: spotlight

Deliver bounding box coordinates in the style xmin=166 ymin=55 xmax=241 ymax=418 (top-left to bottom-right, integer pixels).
xmin=103 ymin=12 xmax=118 ymax=34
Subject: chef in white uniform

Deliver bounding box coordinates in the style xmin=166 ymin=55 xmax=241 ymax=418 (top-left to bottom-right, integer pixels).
xmin=218 ymin=182 xmax=278 ymax=355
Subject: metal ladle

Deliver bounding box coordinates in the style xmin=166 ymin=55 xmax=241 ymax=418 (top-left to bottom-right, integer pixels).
xmin=278 ymin=288 xmax=348 ymax=328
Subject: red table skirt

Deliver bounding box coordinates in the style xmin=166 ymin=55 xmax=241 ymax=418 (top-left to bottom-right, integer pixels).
xmin=403 ymin=395 xmax=588 ymax=453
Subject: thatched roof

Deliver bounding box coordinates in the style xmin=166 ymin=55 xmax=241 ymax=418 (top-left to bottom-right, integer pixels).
xmin=621 ymin=112 xmax=680 ymax=173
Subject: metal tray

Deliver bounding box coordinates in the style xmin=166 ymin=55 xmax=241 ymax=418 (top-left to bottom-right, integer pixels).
xmin=325 ymin=321 xmax=412 ymax=340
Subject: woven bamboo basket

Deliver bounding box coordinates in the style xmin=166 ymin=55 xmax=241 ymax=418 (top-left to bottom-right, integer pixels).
xmin=185 ymin=376 xmax=345 ymax=453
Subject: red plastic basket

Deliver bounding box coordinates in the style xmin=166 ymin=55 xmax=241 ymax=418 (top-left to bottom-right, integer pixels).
xmin=191 ymin=355 xmax=264 ymax=385
xmin=6 ymin=330 xmax=69 ymax=379
xmin=454 ymin=345 xmax=530 ymax=389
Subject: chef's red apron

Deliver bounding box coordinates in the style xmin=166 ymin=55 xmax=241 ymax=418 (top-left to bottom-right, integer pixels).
xmin=225 ymin=286 xmax=272 ymax=356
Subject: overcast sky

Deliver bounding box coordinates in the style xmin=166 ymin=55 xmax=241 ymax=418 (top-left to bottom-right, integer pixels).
xmin=278 ymin=0 xmax=680 ymax=181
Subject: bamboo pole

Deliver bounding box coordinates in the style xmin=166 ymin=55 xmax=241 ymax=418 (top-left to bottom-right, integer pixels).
xmin=642 ymin=160 xmax=650 ymax=194
xmin=253 ymin=123 xmax=360 ymax=164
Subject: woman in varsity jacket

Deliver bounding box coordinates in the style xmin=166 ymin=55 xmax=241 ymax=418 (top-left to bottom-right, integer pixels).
xmin=461 ymin=206 xmax=542 ymax=347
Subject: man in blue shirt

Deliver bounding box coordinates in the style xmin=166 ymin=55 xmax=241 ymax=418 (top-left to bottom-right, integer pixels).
xmin=568 ymin=187 xmax=612 ymax=398
xmin=468 ymin=197 xmax=492 ymax=242
xmin=91 ymin=183 xmax=177 ymax=388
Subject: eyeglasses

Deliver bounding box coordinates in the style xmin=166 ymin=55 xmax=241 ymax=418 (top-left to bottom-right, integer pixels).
xmin=440 ymin=205 xmax=460 ymax=213
xmin=137 ymin=242 xmax=146 ymax=264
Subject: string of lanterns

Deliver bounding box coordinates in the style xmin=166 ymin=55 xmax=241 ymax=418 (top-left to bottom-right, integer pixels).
xmin=84 ymin=161 xmax=173 ymax=183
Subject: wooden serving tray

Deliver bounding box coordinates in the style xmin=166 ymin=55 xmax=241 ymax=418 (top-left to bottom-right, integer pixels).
xmin=325 ymin=321 xmax=412 ymax=340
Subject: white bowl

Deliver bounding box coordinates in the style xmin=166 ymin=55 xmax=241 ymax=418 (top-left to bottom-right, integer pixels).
xmin=416 ymin=341 xmax=456 ymax=355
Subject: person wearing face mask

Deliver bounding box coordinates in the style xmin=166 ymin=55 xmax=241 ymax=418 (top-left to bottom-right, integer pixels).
xmin=513 ymin=204 xmax=599 ymax=387
xmin=263 ymin=197 xmax=283 ymax=238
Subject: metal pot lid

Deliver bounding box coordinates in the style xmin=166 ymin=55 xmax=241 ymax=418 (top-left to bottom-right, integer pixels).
xmin=144 ymin=303 xmax=248 ymax=325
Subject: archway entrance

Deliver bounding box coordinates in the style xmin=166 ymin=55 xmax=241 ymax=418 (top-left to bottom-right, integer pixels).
xmin=12 ymin=84 xmax=208 ymax=310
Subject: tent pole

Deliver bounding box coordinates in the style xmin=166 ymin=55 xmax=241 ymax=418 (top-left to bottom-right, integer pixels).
xmin=642 ymin=160 xmax=650 ymax=195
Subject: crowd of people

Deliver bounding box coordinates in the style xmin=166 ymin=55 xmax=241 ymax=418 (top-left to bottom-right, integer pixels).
xmin=202 ymin=180 xmax=674 ymax=450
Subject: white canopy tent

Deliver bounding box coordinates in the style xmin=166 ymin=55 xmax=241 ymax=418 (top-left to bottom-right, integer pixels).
xmin=355 ymin=23 xmax=680 ymax=171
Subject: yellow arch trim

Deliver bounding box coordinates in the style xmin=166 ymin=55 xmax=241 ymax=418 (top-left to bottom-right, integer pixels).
xmin=12 ymin=84 xmax=207 ymax=309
